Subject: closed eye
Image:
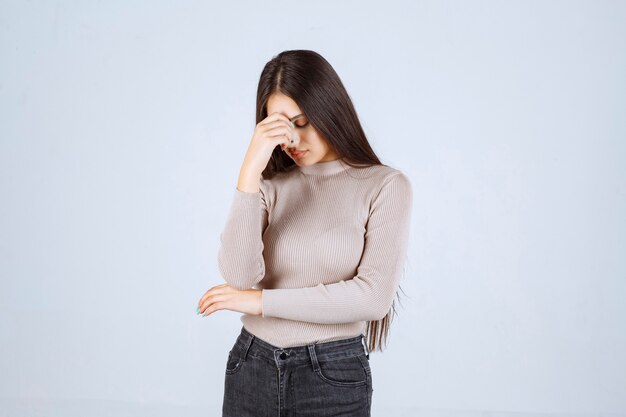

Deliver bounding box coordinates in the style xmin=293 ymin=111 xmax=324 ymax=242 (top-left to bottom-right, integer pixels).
xmin=289 ymin=114 xmax=308 ymax=128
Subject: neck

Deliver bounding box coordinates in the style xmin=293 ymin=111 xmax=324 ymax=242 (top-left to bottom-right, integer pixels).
xmin=298 ymin=158 xmax=348 ymax=176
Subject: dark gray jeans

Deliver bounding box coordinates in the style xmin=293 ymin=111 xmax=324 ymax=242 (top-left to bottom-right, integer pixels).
xmin=222 ymin=326 xmax=373 ymax=417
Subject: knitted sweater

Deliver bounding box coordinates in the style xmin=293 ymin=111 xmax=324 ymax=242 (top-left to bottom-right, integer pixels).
xmin=217 ymin=157 xmax=413 ymax=348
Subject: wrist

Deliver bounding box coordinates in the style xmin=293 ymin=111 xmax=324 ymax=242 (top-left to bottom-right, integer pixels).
xmin=237 ymin=170 xmax=262 ymax=193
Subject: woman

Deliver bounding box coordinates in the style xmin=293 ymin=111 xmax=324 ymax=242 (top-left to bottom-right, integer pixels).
xmin=197 ymin=49 xmax=413 ymax=417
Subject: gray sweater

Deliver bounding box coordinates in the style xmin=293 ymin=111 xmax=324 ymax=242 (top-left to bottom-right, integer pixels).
xmin=218 ymin=157 xmax=413 ymax=348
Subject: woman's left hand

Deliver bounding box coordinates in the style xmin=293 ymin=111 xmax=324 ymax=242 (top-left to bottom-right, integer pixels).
xmin=197 ymin=283 xmax=263 ymax=317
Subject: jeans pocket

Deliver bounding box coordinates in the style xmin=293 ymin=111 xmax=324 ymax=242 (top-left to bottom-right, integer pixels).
xmin=225 ymin=349 xmax=244 ymax=375
xmin=314 ymin=354 xmax=368 ymax=387
xmin=358 ymin=354 xmax=371 ymax=374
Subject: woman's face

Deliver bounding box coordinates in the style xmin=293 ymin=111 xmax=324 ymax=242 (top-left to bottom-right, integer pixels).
xmin=266 ymin=92 xmax=340 ymax=166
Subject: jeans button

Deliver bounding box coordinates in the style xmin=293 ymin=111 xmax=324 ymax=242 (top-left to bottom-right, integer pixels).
xmin=279 ymin=352 xmax=287 ymax=359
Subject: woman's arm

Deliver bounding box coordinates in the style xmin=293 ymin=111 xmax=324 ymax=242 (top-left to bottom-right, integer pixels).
xmin=217 ymin=181 xmax=270 ymax=290
xmin=216 ymin=110 xmax=295 ymax=290
xmin=261 ymin=172 xmax=413 ymax=324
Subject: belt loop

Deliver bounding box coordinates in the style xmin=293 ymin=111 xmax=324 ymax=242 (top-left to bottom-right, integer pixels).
xmin=241 ymin=330 xmax=255 ymax=361
xmin=307 ymin=343 xmax=321 ymax=372
xmin=361 ymin=334 xmax=370 ymax=359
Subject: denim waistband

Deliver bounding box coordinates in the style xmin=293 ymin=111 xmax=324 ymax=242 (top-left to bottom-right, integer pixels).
xmin=231 ymin=326 xmax=370 ymax=367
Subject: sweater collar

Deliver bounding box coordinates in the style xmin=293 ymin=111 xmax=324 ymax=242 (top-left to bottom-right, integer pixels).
xmin=298 ymin=158 xmax=348 ymax=176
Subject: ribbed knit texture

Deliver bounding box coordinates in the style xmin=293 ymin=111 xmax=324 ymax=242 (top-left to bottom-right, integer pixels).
xmin=217 ymin=158 xmax=413 ymax=348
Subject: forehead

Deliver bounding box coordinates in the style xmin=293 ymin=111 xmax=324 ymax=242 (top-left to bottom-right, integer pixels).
xmin=267 ymin=93 xmax=305 ymax=120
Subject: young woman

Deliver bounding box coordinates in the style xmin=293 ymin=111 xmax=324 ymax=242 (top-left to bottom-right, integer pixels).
xmin=197 ymin=49 xmax=413 ymax=417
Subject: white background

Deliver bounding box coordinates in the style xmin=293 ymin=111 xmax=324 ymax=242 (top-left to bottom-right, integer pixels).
xmin=1 ymin=0 xmax=625 ymax=416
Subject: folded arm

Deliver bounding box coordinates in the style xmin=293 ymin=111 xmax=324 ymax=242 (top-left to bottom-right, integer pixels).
xmin=261 ymin=172 xmax=413 ymax=324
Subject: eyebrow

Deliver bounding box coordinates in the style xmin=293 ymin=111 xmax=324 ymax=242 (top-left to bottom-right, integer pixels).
xmin=289 ymin=113 xmax=304 ymax=122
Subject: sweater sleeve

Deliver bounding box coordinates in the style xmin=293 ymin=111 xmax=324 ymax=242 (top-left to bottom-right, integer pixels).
xmin=217 ymin=180 xmax=270 ymax=290
xmin=261 ymin=171 xmax=413 ymax=324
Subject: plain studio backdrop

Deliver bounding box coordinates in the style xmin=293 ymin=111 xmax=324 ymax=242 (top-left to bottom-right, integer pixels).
xmin=0 ymin=1 xmax=624 ymax=416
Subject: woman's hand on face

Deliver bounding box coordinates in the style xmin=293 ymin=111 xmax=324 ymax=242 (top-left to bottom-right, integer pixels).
xmin=197 ymin=283 xmax=263 ymax=317
xmin=241 ymin=112 xmax=293 ymax=176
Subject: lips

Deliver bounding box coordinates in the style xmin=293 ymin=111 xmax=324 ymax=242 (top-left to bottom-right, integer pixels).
xmin=290 ymin=150 xmax=307 ymax=158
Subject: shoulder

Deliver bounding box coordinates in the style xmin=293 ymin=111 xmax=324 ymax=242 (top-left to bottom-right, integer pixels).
xmin=362 ymin=165 xmax=412 ymax=215
xmin=345 ymin=162 xmax=408 ymax=180
xmin=259 ymin=169 xmax=296 ymax=206
xmin=260 ymin=169 xmax=294 ymax=191
xmin=355 ymin=164 xmax=412 ymax=194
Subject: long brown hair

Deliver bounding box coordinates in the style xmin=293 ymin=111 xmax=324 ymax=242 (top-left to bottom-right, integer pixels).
xmin=255 ymin=49 xmax=406 ymax=353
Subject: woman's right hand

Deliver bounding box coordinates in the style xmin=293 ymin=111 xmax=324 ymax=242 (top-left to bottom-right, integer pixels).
xmin=237 ymin=112 xmax=293 ymax=192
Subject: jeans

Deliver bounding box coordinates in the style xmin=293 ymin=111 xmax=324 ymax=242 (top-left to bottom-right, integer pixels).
xmin=222 ymin=325 xmax=373 ymax=417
